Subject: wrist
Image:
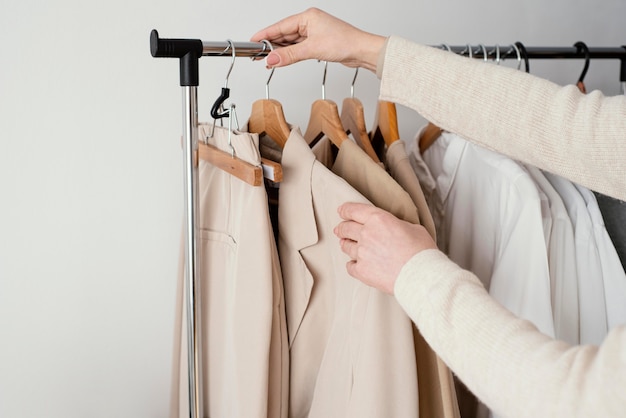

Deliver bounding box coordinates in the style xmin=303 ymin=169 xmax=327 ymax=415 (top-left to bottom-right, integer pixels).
xmin=357 ymin=33 xmax=387 ymax=73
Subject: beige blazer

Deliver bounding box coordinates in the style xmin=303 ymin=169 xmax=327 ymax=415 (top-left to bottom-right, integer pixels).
xmin=314 ymin=137 xmax=460 ymax=418
xmin=275 ymin=129 xmax=420 ymax=418
xmin=170 ymin=124 xmax=288 ymax=418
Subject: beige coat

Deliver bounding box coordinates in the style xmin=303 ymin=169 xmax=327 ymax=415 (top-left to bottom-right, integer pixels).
xmin=277 ymin=129 xmax=422 ymax=418
xmin=313 ymin=136 xmax=459 ymax=418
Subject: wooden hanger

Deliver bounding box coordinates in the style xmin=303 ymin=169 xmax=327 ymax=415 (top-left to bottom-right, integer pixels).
xmin=304 ymin=99 xmax=349 ymax=148
xmin=198 ymin=104 xmax=283 ymax=186
xmin=197 ymin=140 xmax=283 ymax=186
xmin=248 ymin=98 xmax=291 ymax=147
xmin=304 ymin=62 xmax=349 ymax=148
xmin=340 ymin=68 xmax=381 ymax=162
xmin=370 ymin=100 xmax=400 ymax=148
xmin=247 ymin=50 xmax=292 ymax=148
xmin=198 ymin=142 xmax=263 ymax=186
xmin=418 ymin=122 xmax=443 ymax=154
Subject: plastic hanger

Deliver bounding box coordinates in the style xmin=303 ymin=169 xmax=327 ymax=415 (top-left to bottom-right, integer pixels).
xmin=340 ymin=68 xmax=381 ymax=162
xmin=210 ymin=39 xmax=235 ymax=121
xmin=574 ymin=41 xmax=590 ymax=94
xmin=247 ymin=40 xmax=292 ymax=148
xmin=304 ymin=61 xmax=349 ymax=149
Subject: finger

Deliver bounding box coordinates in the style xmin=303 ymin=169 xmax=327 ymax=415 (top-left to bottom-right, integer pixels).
xmin=345 ymin=259 xmax=360 ymax=279
xmin=334 ymin=220 xmax=362 ymax=241
xmin=337 ymin=202 xmax=381 ymax=224
xmin=265 ymin=43 xmax=312 ymax=67
xmin=339 ymin=238 xmax=358 ymax=259
xmin=250 ymin=12 xmax=306 ymax=43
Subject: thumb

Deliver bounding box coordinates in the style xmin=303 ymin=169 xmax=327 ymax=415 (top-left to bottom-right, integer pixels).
xmin=266 ymin=43 xmax=310 ymax=68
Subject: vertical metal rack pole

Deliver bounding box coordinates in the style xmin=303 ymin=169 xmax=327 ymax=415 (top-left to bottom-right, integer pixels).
xmin=181 ymin=83 xmax=201 ymax=418
xmin=151 ymin=30 xmax=203 ymax=418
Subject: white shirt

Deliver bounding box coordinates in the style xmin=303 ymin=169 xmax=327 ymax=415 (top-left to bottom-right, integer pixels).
xmin=575 ymin=184 xmax=626 ymax=330
xmin=542 ymin=171 xmax=608 ymax=345
xmin=526 ymin=165 xmax=580 ymax=345
xmin=416 ymin=132 xmax=555 ymax=338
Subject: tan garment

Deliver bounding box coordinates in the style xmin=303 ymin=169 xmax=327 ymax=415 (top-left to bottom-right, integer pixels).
xmin=170 ymin=124 xmax=288 ymax=418
xmin=385 ymin=140 xmax=437 ymax=242
xmin=313 ymin=137 xmax=460 ymax=418
xmin=275 ymin=128 xmax=420 ymax=418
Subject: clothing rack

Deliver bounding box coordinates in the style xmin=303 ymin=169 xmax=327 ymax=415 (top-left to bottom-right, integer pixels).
xmin=441 ymin=43 xmax=626 ymax=93
xmin=149 ymin=30 xmax=626 ymax=418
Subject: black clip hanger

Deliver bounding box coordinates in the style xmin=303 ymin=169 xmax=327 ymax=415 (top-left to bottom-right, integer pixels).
xmin=210 ymin=39 xmax=236 ymax=120
xmin=211 ymin=87 xmax=230 ymax=119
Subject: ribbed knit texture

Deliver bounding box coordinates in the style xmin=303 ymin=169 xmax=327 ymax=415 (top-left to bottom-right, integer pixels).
xmin=394 ymin=250 xmax=626 ymax=417
xmin=380 ymin=37 xmax=626 ymax=417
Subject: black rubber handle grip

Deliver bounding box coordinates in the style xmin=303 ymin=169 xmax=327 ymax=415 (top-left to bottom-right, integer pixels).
xmin=150 ymin=29 xmax=203 ymax=58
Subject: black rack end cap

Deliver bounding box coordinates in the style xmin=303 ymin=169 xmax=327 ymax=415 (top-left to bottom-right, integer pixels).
xmin=150 ymin=29 xmax=203 ymax=59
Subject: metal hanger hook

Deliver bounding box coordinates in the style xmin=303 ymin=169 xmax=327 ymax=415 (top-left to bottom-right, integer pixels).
xmin=224 ymin=39 xmax=236 ymax=88
xmin=250 ymin=39 xmax=269 ymax=61
xmin=227 ymin=103 xmax=240 ymax=158
xmin=209 ymin=39 xmax=237 ymax=125
xmin=475 ymin=44 xmax=488 ymax=62
xmin=514 ymin=41 xmax=530 ymax=73
xmin=492 ymin=44 xmax=501 ymax=65
xmin=509 ymin=43 xmax=522 ymax=70
xmin=321 ymin=60 xmax=328 ymax=100
xmin=350 ymin=67 xmax=359 ymax=98
xmin=261 ymin=40 xmax=275 ymax=99
xmin=460 ymin=44 xmax=473 ymax=59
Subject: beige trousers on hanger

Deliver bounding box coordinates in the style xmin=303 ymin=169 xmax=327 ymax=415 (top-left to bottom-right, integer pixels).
xmin=170 ymin=124 xmax=288 ymax=418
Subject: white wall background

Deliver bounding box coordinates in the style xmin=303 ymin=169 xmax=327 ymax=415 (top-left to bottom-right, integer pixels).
xmin=0 ymin=0 xmax=623 ymax=417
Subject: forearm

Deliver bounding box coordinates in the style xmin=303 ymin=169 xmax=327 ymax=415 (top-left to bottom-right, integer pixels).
xmin=395 ymin=249 xmax=626 ymax=417
xmin=378 ymin=36 xmax=626 ymax=201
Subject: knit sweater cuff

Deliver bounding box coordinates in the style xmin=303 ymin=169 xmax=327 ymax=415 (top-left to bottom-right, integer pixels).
xmin=375 ymin=37 xmax=390 ymax=79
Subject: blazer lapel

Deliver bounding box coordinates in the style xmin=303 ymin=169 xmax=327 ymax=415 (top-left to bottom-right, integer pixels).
xmin=279 ymin=129 xmax=319 ymax=346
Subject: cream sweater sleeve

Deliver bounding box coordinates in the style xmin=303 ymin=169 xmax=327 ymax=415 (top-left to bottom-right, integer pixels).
xmin=380 ymin=36 xmax=626 ymax=415
xmin=378 ymin=36 xmax=626 ymax=202
xmin=395 ymin=249 xmax=626 ymax=417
